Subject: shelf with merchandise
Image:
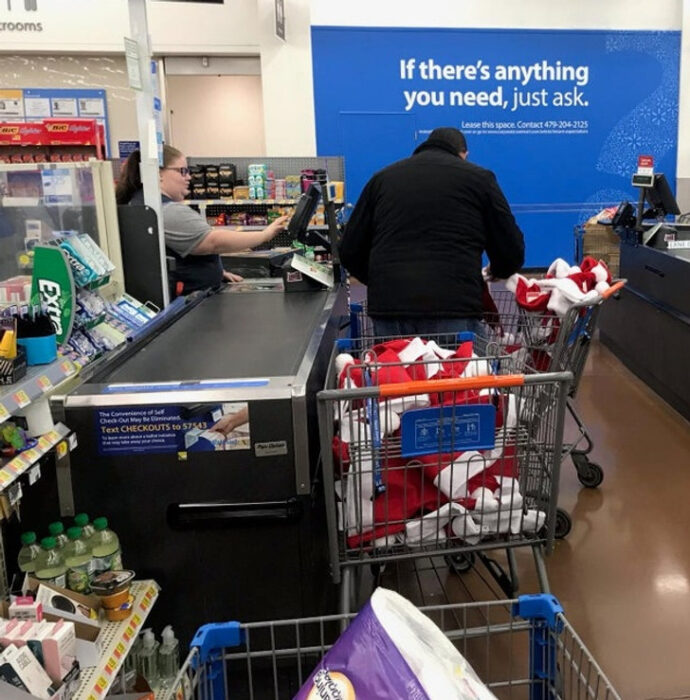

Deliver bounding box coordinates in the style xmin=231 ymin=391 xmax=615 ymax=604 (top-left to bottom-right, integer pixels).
xmin=0 ymin=422 xmax=70 ymax=496
xmin=0 ymin=356 xmax=77 ymax=426
xmin=72 ymin=580 xmax=160 ymax=700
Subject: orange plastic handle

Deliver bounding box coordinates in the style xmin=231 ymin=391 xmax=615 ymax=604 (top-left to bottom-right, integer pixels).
xmin=378 ymin=373 xmax=525 ymax=398
xmin=601 ymin=279 xmax=626 ymax=299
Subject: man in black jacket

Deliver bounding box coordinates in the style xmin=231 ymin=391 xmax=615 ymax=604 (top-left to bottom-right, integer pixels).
xmin=340 ymin=127 xmax=524 ymax=337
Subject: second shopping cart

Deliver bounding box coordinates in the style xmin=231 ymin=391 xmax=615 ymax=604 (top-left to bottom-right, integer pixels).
xmin=349 ymin=277 xmax=624 ymax=538
xmin=317 ymin=332 xmax=573 ymax=609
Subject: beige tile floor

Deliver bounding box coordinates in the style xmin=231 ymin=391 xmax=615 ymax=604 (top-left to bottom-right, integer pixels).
xmin=382 ymin=340 xmax=690 ymax=699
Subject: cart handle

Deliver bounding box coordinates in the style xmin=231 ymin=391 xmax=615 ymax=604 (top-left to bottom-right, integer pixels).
xmin=379 ymin=373 xmax=525 ymax=398
xmin=600 ymin=279 xmax=626 ymax=299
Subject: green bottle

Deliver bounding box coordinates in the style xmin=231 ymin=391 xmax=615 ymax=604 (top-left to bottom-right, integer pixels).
xmin=48 ymin=521 xmax=69 ymax=549
xmin=74 ymin=513 xmax=96 ymax=541
xmin=34 ymin=537 xmax=67 ymax=587
xmin=90 ymin=517 xmax=123 ymax=574
xmin=17 ymin=532 xmax=41 ymax=574
xmin=64 ymin=527 xmax=94 ymax=593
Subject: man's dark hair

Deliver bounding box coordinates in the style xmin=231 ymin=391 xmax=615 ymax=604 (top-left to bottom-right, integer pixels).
xmin=413 ymin=127 xmax=468 ymax=157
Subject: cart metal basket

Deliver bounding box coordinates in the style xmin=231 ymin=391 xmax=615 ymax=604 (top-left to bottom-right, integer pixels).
xmin=317 ymin=333 xmax=572 ymax=605
xmin=348 ymin=280 xmax=624 ymax=539
xmin=162 ymin=593 xmax=620 ymax=700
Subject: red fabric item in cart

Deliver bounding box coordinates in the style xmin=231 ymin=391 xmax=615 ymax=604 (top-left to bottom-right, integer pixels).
xmin=512 ymin=276 xmax=550 ymax=312
xmin=332 ymin=435 xmax=350 ymax=475
xmin=370 ymin=348 xmax=414 ymax=384
xmin=345 ymin=457 xmax=441 ymax=548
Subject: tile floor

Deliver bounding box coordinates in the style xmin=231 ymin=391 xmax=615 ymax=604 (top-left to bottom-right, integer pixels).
xmin=382 ymin=340 xmax=690 ymax=699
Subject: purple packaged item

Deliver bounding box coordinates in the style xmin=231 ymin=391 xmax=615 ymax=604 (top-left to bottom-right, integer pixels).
xmin=296 ymin=588 xmax=496 ymax=699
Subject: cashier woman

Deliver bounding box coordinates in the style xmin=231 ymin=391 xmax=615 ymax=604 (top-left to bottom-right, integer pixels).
xmin=116 ymin=146 xmax=289 ymax=296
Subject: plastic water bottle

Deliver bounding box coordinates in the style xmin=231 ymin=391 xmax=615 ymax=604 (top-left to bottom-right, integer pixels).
xmin=74 ymin=513 xmax=96 ymax=541
xmin=90 ymin=517 xmax=123 ymax=574
xmin=34 ymin=537 xmax=67 ymax=587
xmin=64 ymin=527 xmax=93 ymax=594
xmin=48 ymin=521 xmax=69 ymax=549
xmin=17 ymin=532 xmax=41 ymax=574
xmin=158 ymin=625 xmax=180 ymax=689
xmin=136 ymin=629 xmax=159 ymax=686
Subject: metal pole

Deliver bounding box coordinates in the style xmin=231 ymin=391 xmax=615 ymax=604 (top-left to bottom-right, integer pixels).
xmin=127 ymin=0 xmax=170 ymax=307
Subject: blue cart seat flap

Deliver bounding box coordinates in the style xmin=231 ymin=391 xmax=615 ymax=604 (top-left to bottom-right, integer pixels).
xmin=457 ymin=331 xmax=475 ymax=343
xmin=191 ymin=622 xmax=245 ymax=664
xmin=350 ymin=302 xmax=364 ymax=313
xmin=514 ymin=594 xmax=564 ymax=631
xmin=336 ymin=337 xmax=354 ymax=351
xmin=401 ymin=404 xmax=496 ymax=458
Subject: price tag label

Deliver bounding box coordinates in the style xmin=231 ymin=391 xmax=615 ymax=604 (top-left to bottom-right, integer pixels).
xmin=105 ymin=656 xmax=117 ymax=675
xmin=28 ymin=465 xmax=41 ymax=485
xmin=61 ymin=360 xmax=76 ymax=376
xmin=0 ymin=470 xmax=12 ymax=484
xmin=0 ymin=404 xmax=9 ymax=421
xmin=37 ymin=375 xmax=53 ymax=393
xmin=13 ymin=390 xmax=30 ymax=408
xmin=132 ymin=613 xmax=142 ymax=628
xmin=46 ymin=430 xmax=59 ymax=443
xmin=113 ymin=641 xmax=126 ymax=659
xmin=38 ymin=436 xmax=50 ymax=450
xmin=23 ymin=449 xmax=39 ymax=462
xmin=94 ymin=675 xmax=108 ymax=694
xmin=123 ymin=627 xmax=133 ymax=642
xmin=7 ymin=458 xmax=23 ymax=473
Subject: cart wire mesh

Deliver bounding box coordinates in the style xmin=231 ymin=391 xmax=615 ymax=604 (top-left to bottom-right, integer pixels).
xmin=164 ymin=594 xmax=621 ymax=700
xmin=316 ymin=332 xmax=572 ymax=605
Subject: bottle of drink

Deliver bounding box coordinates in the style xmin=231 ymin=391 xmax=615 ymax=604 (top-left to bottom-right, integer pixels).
xmin=48 ymin=521 xmax=69 ymax=549
xmin=158 ymin=625 xmax=180 ymax=688
xmin=17 ymin=531 xmax=41 ymax=574
xmin=34 ymin=537 xmax=67 ymax=587
xmin=64 ymin=527 xmax=93 ymax=594
xmin=74 ymin=513 xmax=96 ymax=541
xmin=136 ymin=629 xmax=159 ymax=686
xmin=90 ymin=517 xmax=123 ymax=574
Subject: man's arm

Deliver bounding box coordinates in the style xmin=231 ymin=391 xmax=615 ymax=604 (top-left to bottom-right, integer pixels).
xmin=482 ymin=171 xmax=525 ymax=279
xmin=339 ymin=180 xmax=376 ymax=284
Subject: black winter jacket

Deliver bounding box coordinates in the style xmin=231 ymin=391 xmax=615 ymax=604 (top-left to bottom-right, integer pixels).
xmin=340 ymin=143 xmax=525 ymax=318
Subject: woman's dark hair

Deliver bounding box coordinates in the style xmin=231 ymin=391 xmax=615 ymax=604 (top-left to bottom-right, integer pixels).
xmin=115 ymin=145 xmax=186 ymax=204
xmin=115 ymin=149 xmax=142 ymax=204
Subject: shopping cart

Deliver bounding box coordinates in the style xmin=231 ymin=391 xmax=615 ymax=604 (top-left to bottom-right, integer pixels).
xmin=349 ymin=279 xmax=625 ymax=540
xmin=317 ymin=336 xmax=572 ymax=606
xmin=163 ymin=593 xmax=621 ymax=699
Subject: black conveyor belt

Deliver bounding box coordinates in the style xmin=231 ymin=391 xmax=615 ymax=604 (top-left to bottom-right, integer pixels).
xmin=104 ymin=290 xmax=331 ymax=383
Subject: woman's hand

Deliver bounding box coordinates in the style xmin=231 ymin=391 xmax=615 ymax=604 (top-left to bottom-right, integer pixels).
xmin=223 ymin=270 xmax=244 ymax=283
xmin=263 ymin=215 xmax=290 ymax=242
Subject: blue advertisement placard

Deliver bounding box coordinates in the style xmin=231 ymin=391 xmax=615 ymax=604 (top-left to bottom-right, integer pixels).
xmin=23 ymin=88 xmax=111 ymax=156
xmin=118 ymin=140 xmax=140 ymax=162
xmin=400 ymin=404 xmax=496 ymax=457
xmin=311 ymin=27 xmax=680 ymax=265
xmin=95 ymin=403 xmax=251 ymax=456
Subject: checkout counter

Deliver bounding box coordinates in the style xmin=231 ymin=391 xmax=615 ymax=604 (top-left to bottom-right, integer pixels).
xmin=22 ymin=281 xmax=346 ymax=645
xmin=599 ymin=221 xmax=690 ymax=421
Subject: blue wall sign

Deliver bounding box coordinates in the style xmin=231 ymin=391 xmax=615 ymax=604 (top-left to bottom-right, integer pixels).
xmin=311 ymin=27 xmax=680 ymax=265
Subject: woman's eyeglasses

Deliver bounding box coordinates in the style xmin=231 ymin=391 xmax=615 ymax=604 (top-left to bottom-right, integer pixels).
xmin=163 ymin=166 xmax=191 ymax=176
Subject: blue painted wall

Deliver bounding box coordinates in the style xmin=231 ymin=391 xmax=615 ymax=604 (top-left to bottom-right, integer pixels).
xmin=312 ymin=27 xmax=680 ymax=266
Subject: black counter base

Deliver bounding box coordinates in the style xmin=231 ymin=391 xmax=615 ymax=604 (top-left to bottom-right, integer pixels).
xmin=600 ymin=289 xmax=690 ymax=422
